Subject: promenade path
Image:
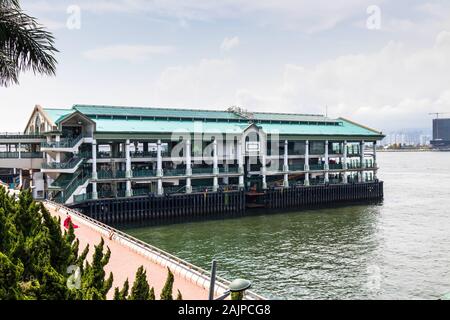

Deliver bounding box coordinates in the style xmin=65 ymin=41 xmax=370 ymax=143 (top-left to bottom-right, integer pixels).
xmin=45 ymin=203 xmax=210 ymax=300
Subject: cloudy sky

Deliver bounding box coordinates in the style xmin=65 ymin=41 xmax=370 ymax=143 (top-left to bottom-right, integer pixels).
xmin=2 ymin=0 xmax=450 ymax=132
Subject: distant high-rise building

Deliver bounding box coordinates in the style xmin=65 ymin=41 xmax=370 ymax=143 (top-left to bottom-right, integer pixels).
xmin=431 ymin=118 xmax=450 ymax=150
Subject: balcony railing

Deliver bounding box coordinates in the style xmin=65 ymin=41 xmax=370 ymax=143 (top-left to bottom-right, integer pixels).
xmin=0 ymin=132 xmax=45 ymax=139
xmin=218 ymin=167 xmax=240 ymax=173
xmin=164 ymin=168 xmax=186 ymax=176
xmin=41 ymin=135 xmax=83 ymax=149
xmin=191 ymin=167 xmax=213 ymax=175
xmin=97 ymin=170 xmax=127 ymax=179
xmin=309 ymin=164 xmax=325 ymax=171
xmin=289 ymin=164 xmax=305 ymax=171
xmin=0 ymin=152 xmax=43 ymax=159
xmin=132 ymin=169 xmax=156 ymax=178
xmin=329 ymin=163 xmax=343 ymax=170
xmin=42 ymin=157 xmax=83 ymax=170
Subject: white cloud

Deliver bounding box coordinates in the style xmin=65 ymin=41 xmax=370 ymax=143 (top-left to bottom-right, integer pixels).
xmin=83 ymin=45 xmax=175 ymax=62
xmin=150 ymin=30 xmax=450 ymax=131
xmin=220 ymin=36 xmax=240 ymax=51
xmin=153 ymin=59 xmax=240 ymax=108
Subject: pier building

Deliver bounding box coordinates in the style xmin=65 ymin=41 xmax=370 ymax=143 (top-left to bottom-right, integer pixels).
xmin=0 ymin=104 xmax=384 ymax=222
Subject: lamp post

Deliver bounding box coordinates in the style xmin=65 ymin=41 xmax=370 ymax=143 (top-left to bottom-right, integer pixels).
xmin=209 ymin=260 xmax=252 ymax=300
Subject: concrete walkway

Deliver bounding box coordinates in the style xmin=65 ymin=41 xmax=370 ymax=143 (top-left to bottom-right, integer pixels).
xmin=46 ymin=204 xmax=210 ymax=300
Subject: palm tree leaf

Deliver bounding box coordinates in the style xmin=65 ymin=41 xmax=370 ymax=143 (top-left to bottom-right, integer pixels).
xmin=0 ymin=4 xmax=58 ymax=86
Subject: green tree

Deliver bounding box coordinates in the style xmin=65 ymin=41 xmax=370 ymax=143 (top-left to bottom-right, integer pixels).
xmin=113 ymin=279 xmax=129 ymax=301
xmin=160 ymin=267 xmax=174 ymax=300
xmin=129 ymin=266 xmax=150 ymax=300
xmin=77 ymin=238 xmax=113 ymax=300
xmin=0 ymin=0 xmax=58 ymax=86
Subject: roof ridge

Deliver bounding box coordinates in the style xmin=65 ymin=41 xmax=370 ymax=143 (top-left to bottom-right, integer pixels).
xmin=73 ymin=104 xmax=235 ymax=114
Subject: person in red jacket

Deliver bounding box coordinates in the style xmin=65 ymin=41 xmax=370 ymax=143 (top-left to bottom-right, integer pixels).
xmin=63 ymin=216 xmax=79 ymax=229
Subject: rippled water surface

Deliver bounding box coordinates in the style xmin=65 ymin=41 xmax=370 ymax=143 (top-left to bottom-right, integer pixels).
xmin=122 ymin=152 xmax=450 ymax=299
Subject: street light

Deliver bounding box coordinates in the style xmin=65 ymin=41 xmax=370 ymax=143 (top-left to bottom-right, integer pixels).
xmin=209 ymin=260 xmax=252 ymax=301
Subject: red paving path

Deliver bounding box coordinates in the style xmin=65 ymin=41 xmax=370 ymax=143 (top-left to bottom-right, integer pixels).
xmin=47 ymin=205 xmax=210 ymax=300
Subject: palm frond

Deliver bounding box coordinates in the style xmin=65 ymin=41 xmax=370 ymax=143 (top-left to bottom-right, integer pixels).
xmin=0 ymin=3 xmax=58 ymax=86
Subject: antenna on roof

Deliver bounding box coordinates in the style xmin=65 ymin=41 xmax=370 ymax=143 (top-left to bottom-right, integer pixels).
xmin=325 ymin=105 xmax=328 ymax=117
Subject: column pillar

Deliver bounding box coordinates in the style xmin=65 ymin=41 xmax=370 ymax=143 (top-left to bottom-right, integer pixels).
xmin=157 ymin=140 xmax=163 ymax=195
xmin=359 ymin=140 xmax=365 ymax=183
xmin=125 ymin=139 xmax=132 ymax=197
xmin=237 ymin=139 xmax=244 ymax=188
xmin=304 ymin=140 xmax=310 ymax=186
xmin=283 ymin=140 xmax=289 ymax=188
xmin=213 ymin=139 xmax=219 ymax=192
xmin=18 ymin=142 xmax=21 ymax=159
xmin=223 ymin=164 xmax=229 ymax=185
xmin=343 ymin=141 xmax=348 ymax=183
xmin=261 ymin=153 xmax=267 ymax=190
xmin=373 ymin=141 xmax=378 ymax=180
xmin=186 ymin=139 xmax=192 ymax=194
xmin=19 ymin=169 xmax=23 ymax=188
xmin=92 ymin=139 xmax=98 ymax=199
xmin=324 ymin=140 xmax=329 ymax=183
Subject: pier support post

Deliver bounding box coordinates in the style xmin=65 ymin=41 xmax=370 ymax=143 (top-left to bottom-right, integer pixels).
xmin=157 ymin=140 xmax=163 ymax=195
xmin=304 ymin=140 xmax=310 ymax=186
xmin=283 ymin=140 xmax=289 ymax=188
xmin=186 ymin=139 xmax=192 ymax=194
xmin=324 ymin=140 xmax=329 ymax=183
xmin=237 ymin=139 xmax=244 ymax=189
xmin=213 ymin=139 xmax=219 ymax=192
xmin=343 ymin=140 xmax=348 ymax=183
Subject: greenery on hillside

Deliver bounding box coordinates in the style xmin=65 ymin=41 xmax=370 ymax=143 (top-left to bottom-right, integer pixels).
xmin=0 ymin=188 xmax=181 ymax=300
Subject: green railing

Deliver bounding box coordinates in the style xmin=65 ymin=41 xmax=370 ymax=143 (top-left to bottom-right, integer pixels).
xmin=289 ymin=164 xmax=305 ymax=171
xmin=42 ymin=157 xmax=83 ymax=170
xmin=97 ymin=170 xmax=127 ymax=179
xmin=132 ymin=169 xmax=156 ymax=178
xmin=73 ymin=193 xmax=92 ymax=203
xmin=329 ymin=163 xmax=343 ymax=170
xmin=164 ymin=168 xmax=186 ymax=176
xmin=191 ymin=167 xmax=213 ymax=174
xmin=0 ymin=152 xmax=43 ymax=158
xmin=0 ymin=133 xmax=44 ymax=139
xmin=41 ymin=135 xmax=83 ymax=149
xmin=218 ymin=167 xmax=240 ymax=173
xmin=347 ymin=162 xmax=362 ymax=169
xmin=49 ymin=173 xmax=79 ymax=189
xmin=309 ymin=164 xmax=325 ymax=171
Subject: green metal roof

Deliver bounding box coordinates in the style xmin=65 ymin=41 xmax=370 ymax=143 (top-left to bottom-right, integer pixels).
xmin=42 ymin=105 xmax=383 ymax=138
xmin=43 ymin=108 xmax=75 ymax=124
xmin=73 ymin=104 xmax=242 ymax=120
